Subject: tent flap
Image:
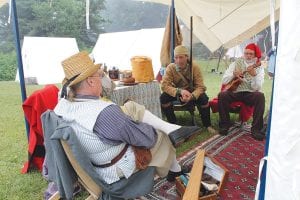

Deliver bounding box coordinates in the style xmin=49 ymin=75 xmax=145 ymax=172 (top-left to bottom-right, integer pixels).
xmin=142 ymin=0 xmax=280 ymax=52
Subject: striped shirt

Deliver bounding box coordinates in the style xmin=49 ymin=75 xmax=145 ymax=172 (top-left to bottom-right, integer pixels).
xmin=54 ymin=96 xmax=157 ymax=184
xmin=93 ymin=105 xmax=157 ymax=148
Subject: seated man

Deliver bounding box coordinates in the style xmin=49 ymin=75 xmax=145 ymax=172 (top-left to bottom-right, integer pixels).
xmin=218 ymin=43 xmax=265 ymax=140
xmin=54 ymin=51 xmax=200 ymax=184
xmin=160 ymin=45 xmax=216 ymax=134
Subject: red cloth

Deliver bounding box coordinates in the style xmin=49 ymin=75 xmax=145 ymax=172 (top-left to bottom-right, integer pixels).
xmin=209 ymin=85 xmax=254 ymax=122
xmin=245 ymin=43 xmax=262 ymax=62
xmin=156 ymin=71 xmax=163 ymax=83
xmin=21 ymin=85 xmax=59 ymax=173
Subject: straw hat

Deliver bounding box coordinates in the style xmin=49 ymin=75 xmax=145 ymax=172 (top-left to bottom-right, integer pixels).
xmin=61 ymin=51 xmax=101 ymax=87
xmin=174 ymin=45 xmax=189 ymax=56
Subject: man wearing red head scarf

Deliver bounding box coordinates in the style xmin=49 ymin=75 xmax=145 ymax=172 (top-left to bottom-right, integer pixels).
xmin=218 ymin=43 xmax=265 ymax=140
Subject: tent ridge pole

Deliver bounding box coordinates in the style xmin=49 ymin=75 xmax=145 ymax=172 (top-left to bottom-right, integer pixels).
xmin=11 ymin=0 xmax=30 ymax=140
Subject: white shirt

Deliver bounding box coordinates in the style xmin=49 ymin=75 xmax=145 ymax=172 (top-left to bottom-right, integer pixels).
xmin=222 ymin=60 xmax=265 ymax=91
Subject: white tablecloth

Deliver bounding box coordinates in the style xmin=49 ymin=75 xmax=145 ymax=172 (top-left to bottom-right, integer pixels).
xmin=111 ymin=81 xmax=162 ymax=118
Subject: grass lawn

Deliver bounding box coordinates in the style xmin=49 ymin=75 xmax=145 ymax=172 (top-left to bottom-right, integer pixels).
xmin=0 ymin=61 xmax=273 ymax=199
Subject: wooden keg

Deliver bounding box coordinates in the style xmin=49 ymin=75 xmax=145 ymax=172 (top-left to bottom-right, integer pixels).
xmin=131 ymin=56 xmax=154 ymax=83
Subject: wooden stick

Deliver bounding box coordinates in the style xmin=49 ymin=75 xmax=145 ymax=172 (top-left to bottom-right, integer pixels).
xmin=189 ymin=16 xmax=193 ymax=91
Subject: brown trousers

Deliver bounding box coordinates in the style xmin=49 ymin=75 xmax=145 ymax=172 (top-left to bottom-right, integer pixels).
xmin=218 ymin=91 xmax=265 ymax=132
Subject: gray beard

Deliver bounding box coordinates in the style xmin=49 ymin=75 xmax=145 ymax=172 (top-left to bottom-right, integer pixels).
xmin=245 ymin=58 xmax=255 ymax=65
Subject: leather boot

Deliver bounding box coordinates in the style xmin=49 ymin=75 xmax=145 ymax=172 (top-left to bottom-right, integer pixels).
xmin=168 ymin=126 xmax=201 ymax=147
xmin=197 ymin=105 xmax=211 ymax=127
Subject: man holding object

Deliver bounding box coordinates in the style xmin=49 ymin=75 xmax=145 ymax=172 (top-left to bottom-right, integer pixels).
xmin=218 ymin=43 xmax=265 ymax=140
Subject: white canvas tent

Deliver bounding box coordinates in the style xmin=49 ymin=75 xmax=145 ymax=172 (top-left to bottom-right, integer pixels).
xmin=142 ymin=0 xmax=280 ymax=52
xmin=262 ymin=0 xmax=300 ymax=199
xmin=226 ymin=38 xmax=259 ymax=59
xmin=225 ymin=45 xmax=243 ymax=59
xmin=92 ymin=28 xmax=165 ymax=76
xmin=15 ymin=36 xmax=79 ymax=85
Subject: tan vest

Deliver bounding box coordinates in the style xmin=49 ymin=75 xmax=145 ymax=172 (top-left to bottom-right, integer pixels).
xmin=235 ymin=58 xmax=254 ymax=92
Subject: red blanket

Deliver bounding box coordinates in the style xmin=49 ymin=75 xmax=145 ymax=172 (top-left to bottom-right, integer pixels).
xmin=21 ymin=85 xmax=59 ymax=173
xmin=209 ymin=85 xmax=254 ymax=122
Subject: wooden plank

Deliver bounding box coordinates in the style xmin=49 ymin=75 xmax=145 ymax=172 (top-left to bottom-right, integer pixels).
xmin=48 ymin=191 xmax=60 ymax=200
xmin=183 ymin=150 xmax=205 ymax=200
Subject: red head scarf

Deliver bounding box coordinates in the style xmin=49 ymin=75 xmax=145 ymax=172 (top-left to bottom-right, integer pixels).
xmin=245 ymin=43 xmax=262 ymax=63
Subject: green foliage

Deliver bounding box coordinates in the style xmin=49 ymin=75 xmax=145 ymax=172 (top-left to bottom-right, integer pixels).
xmin=0 ymin=0 xmax=106 ymax=51
xmin=31 ymin=0 xmax=85 ymax=37
xmin=0 ymin=52 xmax=17 ymax=81
xmin=0 ymin=0 xmax=106 ymax=80
xmin=102 ymin=0 xmax=168 ymax=32
xmin=0 ymin=4 xmax=15 ymax=53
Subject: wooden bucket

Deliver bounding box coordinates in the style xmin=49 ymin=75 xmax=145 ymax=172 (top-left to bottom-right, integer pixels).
xmin=131 ymin=56 xmax=154 ymax=83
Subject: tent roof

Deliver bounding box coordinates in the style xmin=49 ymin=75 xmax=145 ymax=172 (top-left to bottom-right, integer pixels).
xmin=142 ymin=0 xmax=280 ymax=52
xmin=0 ymin=0 xmax=7 ymax=7
xmin=16 ymin=36 xmax=79 ymax=85
xmin=92 ymin=28 xmax=165 ymax=76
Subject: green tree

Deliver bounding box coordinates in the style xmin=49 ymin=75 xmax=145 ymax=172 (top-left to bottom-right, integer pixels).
xmin=0 ymin=0 xmax=106 ymax=80
xmin=31 ymin=0 xmax=85 ymax=37
xmin=102 ymin=0 xmax=168 ymax=32
xmin=0 ymin=0 xmax=106 ymax=52
xmin=30 ymin=0 xmax=106 ymax=48
xmin=0 ymin=52 xmax=17 ymax=81
xmin=0 ymin=3 xmax=15 ymax=53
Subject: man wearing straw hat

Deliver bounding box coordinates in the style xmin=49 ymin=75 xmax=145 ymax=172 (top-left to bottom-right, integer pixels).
xmin=160 ymin=45 xmax=217 ymax=134
xmin=54 ymin=51 xmax=200 ymax=184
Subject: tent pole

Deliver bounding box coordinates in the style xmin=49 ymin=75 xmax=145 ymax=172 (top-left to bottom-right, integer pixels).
xmin=216 ymin=46 xmax=224 ymax=72
xmin=170 ymin=0 xmax=175 ymax=62
xmin=11 ymin=0 xmax=30 ymax=140
xmin=258 ymin=0 xmax=277 ymax=197
xmin=189 ymin=16 xmax=193 ymax=91
xmin=258 ymin=52 xmax=276 ymax=200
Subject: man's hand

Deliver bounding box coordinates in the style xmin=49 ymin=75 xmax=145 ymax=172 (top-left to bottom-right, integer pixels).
xmin=247 ymin=64 xmax=257 ymax=76
xmin=233 ymin=70 xmax=244 ymax=81
xmin=180 ymin=89 xmax=193 ymax=102
xmin=233 ymin=69 xmax=243 ymax=77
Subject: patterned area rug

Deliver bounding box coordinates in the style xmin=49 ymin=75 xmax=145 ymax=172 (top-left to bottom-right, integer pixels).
xmin=139 ymin=123 xmax=265 ymax=200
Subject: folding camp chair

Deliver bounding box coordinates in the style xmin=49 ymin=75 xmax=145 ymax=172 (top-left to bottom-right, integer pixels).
xmin=49 ymin=140 xmax=102 ymax=200
xmin=43 ymin=110 xmax=101 ymax=200
xmin=43 ymin=110 xmax=156 ymax=200
xmin=209 ymin=84 xmax=254 ymax=123
xmin=173 ymin=100 xmax=196 ymax=125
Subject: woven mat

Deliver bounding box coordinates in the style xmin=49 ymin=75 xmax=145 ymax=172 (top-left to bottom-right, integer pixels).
xmin=139 ymin=123 xmax=265 ymax=200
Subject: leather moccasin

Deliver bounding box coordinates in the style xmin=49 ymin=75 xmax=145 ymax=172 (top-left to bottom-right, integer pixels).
xmin=168 ymin=126 xmax=201 ymax=147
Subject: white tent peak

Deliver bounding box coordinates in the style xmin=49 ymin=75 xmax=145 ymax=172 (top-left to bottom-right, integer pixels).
xmin=16 ymin=36 xmax=79 ymax=85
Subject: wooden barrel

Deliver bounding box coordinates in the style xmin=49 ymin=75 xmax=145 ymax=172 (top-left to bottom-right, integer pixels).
xmin=131 ymin=56 xmax=154 ymax=83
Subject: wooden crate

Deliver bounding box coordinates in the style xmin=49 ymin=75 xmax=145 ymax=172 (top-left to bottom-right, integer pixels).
xmin=175 ymin=150 xmax=229 ymax=200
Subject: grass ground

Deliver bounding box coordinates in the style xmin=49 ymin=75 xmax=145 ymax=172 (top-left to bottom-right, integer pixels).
xmin=0 ymin=60 xmax=273 ymax=199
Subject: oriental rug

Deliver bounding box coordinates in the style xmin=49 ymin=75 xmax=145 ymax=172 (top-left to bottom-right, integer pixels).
xmin=139 ymin=123 xmax=265 ymax=200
